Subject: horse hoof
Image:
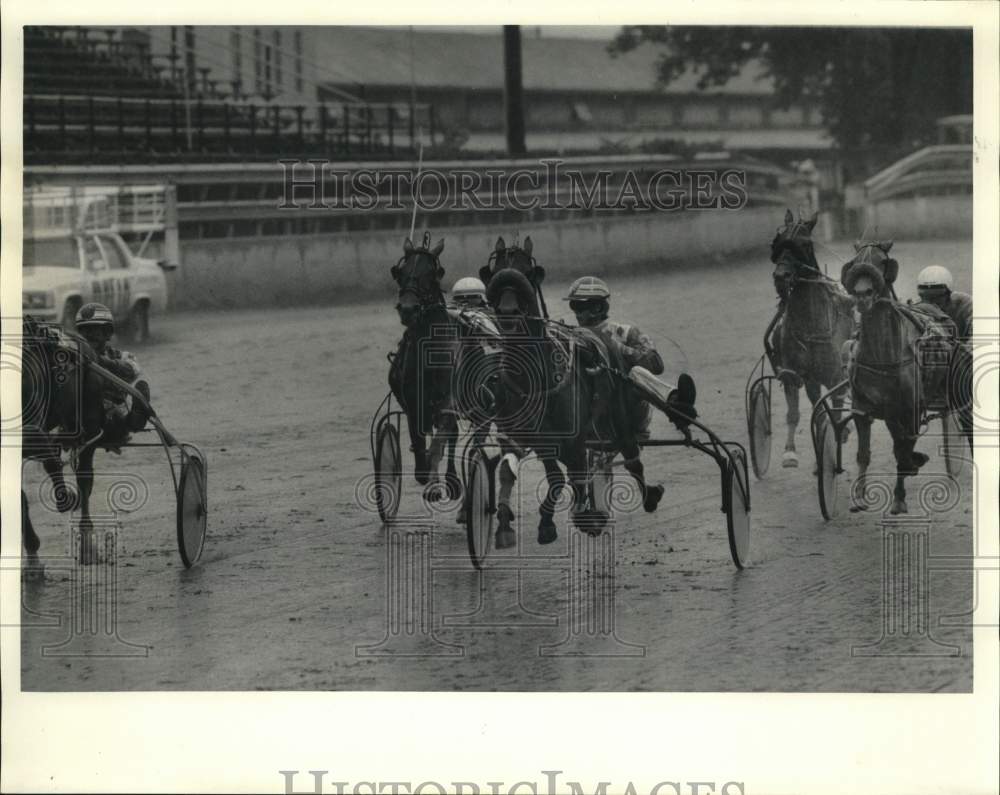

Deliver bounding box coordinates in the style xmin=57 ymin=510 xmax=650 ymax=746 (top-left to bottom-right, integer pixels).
xmin=643 ymin=484 xmax=664 ymax=513
xmin=573 ymin=510 xmax=607 ymax=536
xmin=496 ymin=528 xmax=517 ymax=549
xmin=782 ymin=451 xmax=799 ymax=468
xmin=423 ymin=483 xmax=443 ymax=503
xmin=455 ymin=508 xmax=467 ymax=525
xmin=912 ymin=451 xmax=929 ymax=470
xmin=414 ymin=471 xmax=430 ymax=486
xmin=849 ymin=503 xmax=867 ymax=513
xmin=890 ymin=500 xmax=908 ymax=515
xmin=537 ymin=517 xmax=558 ymax=545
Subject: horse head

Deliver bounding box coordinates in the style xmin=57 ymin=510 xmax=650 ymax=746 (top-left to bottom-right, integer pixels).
xmin=486 ymin=267 xmax=541 ymax=334
xmin=480 ymin=236 xmax=545 ymax=291
xmin=390 ymin=232 xmax=446 ymax=327
xmin=770 ymin=209 xmax=820 ymax=299
xmin=841 ymin=239 xmax=898 ymax=314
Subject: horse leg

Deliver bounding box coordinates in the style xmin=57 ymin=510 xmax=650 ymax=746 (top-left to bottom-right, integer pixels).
xmin=41 ymin=455 xmax=79 ymax=514
xmin=567 ymin=447 xmax=601 ymax=536
xmin=850 ymin=415 xmax=873 ymax=512
xmin=424 ymin=424 xmax=447 ymax=502
xmin=442 ymin=414 xmax=462 ymax=501
xmin=22 ymin=489 xmax=41 ymax=557
xmin=74 ymin=445 xmax=99 ymax=565
xmin=622 ymin=441 xmax=663 ymax=514
xmin=804 ymin=379 xmax=823 ymax=475
xmin=888 ymin=419 xmax=925 ymax=515
xmin=781 ymin=378 xmax=801 ymax=467
xmin=537 ymin=454 xmax=564 ymax=545
xmin=403 ymin=409 xmax=430 ymax=485
xmin=494 ymin=450 xmax=519 ymax=549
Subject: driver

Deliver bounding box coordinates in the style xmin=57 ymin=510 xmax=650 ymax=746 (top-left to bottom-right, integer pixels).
xmin=915 ymin=265 xmax=972 ymax=342
xmin=74 ymin=303 xmax=151 ymax=452
xmin=564 ymin=276 xmax=666 ymax=440
xmin=449 ymin=277 xmax=489 ymax=311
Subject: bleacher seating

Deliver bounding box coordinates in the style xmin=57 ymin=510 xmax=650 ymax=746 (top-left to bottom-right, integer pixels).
xmin=23 ymin=26 xmax=435 ymax=164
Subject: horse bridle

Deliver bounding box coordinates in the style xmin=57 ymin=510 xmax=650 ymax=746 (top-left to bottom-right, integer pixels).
xmin=487 ymin=248 xmax=549 ymax=319
xmin=394 ymin=249 xmax=446 ymax=320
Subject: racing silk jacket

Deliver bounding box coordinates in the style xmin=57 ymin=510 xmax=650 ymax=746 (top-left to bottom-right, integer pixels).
xmin=589 ymin=319 xmax=664 ymax=375
xmin=943 ymin=291 xmax=973 ymax=341
xmin=95 ymin=346 xmax=142 ymax=405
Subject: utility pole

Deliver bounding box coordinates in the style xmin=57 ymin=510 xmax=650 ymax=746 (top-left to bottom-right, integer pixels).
xmin=503 ymin=25 xmax=526 ymax=156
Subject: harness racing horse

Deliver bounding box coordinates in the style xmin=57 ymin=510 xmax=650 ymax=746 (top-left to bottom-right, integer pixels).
xmin=485 ymin=268 xmax=660 ymax=546
xmin=388 ymin=233 xmax=462 ymax=503
xmin=841 ymin=240 xmax=973 ymax=514
xmin=20 ymin=317 xmax=105 ymax=565
xmin=768 ymin=209 xmax=855 ymax=469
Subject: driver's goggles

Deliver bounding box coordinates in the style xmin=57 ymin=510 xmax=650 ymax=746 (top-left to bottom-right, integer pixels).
xmin=569 ymin=299 xmax=603 ymax=313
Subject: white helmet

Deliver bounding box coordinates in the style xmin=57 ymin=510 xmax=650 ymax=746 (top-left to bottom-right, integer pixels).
xmin=917 ymin=265 xmax=954 ymax=292
xmin=451 ymin=277 xmax=487 ymax=306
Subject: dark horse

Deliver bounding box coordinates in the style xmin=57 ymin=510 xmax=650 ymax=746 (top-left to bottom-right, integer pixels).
xmin=388 ymin=233 xmax=462 ymax=502
xmin=485 ymin=267 xmax=658 ymax=545
xmin=841 ymin=240 xmax=973 ymax=514
xmin=20 ymin=317 xmax=105 ymax=565
xmin=768 ymin=209 xmax=855 ymax=468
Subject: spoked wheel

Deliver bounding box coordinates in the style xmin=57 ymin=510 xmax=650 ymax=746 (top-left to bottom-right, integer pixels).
xmin=177 ymin=453 xmax=207 ymax=568
xmin=816 ymin=412 xmax=844 ymax=520
xmin=374 ymin=422 xmax=402 ymax=522
xmin=724 ymin=448 xmax=751 ymax=569
xmin=747 ymin=379 xmax=772 ymax=478
xmin=465 ymin=447 xmax=494 ymax=570
xmin=941 ymin=413 xmax=966 ymax=478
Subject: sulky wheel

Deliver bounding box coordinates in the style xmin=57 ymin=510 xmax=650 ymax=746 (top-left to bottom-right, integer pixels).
xmin=747 ymin=379 xmax=772 ymax=478
xmin=465 ymin=447 xmax=494 ymax=570
xmin=177 ymin=453 xmax=208 ymax=568
xmin=941 ymin=413 xmax=966 ymax=478
xmin=815 ymin=411 xmax=844 ymax=520
xmin=724 ymin=448 xmax=751 ymax=569
xmin=374 ymin=422 xmax=402 ymax=523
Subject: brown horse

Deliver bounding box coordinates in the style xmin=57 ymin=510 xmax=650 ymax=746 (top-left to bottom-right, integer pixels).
xmin=387 ymin=233 xmax=462 ymax=502
xmin=841 ymin=240 xmax=973 ymax=514
xmin=485 ymin=268 xmax=659 ymax=545
xmin=21 ymin=317 xmax=105 ymax=565
xmin=768 ymin=209 xmax=856 ymax=469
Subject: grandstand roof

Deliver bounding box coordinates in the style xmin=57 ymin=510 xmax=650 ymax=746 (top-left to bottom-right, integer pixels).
xmin=315 ymin=27 xmax=774 ymax=95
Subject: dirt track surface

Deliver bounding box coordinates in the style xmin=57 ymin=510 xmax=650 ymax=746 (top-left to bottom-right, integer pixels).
xmin=19 ymin=238 xmax=975 ymax=691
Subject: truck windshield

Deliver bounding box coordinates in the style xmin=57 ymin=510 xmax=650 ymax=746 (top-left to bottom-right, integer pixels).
xmin=23 ymin=237 xmax=79 ymax=269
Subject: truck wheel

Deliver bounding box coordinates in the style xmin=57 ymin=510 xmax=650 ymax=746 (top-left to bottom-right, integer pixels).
xmin=128 ymin=302 xmax=150 ymax=344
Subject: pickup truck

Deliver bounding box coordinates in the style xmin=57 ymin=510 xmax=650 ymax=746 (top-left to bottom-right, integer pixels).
xmin=22 ymin=230 xmax=174 ymax=342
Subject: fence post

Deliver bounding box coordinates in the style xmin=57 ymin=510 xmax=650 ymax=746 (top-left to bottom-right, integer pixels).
xmin=387 ymin=106 xmax=394 ymax=155
xmin=58 ymin=95 xmax=66 ymax=151
xmin=248 ymin=104 xmax=257 ymax=154
xmin=86 ymin=96 xmax=94 ymax=153
xmin=117 ymin=97 xmax=125 ymax=152
xmin=171 ymin=99 xmax=179 ymax=151
xmin=429 ymin=104 xmax=436 ymax=148
xmin=195 ymin=99 xmax=204 ymax=151
xmin=365 ymin=104 xmax=372 ymax=153
xmin=223 ymin=102 xmax=231 ymax=153
xmin=319 ymin=103 xmax=327 ymax=151
xmin=343 ymin=103 xmax=350 ymax=157
xmin=272 ymin=105 xmax=281 ymax=151
xmin=296 ymin=105 xmax=304 ymax=152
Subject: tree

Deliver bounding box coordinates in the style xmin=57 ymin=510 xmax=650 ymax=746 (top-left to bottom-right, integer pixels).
xmin=610 ymin=27 xmax=972 ymax=154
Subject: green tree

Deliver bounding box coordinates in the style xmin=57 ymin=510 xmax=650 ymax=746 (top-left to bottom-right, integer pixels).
xmin=610 ymin=26 xmax=972 ymax=153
